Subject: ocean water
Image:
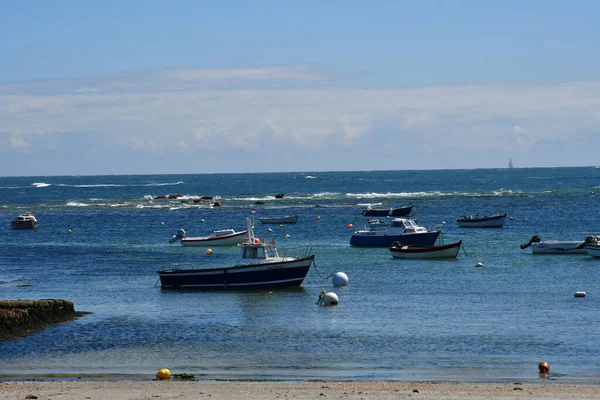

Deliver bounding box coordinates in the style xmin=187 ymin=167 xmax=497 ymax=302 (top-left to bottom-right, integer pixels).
xmin=1 ymin=168 xmax=600 ymax=382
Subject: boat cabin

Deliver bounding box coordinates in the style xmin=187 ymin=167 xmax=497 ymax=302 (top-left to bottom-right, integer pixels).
xmin=364 ymin=218 xmax=426 ymax=233
xmin=238 ymin=240 xmax=280 ymax=264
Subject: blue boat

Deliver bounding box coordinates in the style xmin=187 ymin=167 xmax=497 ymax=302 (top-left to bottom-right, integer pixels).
xmin=157 ymin=218 xmax=314 ymax=289
xmin=350 ymin=218 xmax=441 ymax=247
xmin=360 ymin=205 xmax=413 ymax=217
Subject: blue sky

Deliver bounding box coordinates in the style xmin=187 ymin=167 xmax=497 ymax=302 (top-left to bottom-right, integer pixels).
xmin=1 ymin=1 xmax=600 ymax=175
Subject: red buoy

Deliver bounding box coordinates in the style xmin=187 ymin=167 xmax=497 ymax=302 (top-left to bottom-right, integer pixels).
xmin=538 ymin=361 xmax=550 ymax=374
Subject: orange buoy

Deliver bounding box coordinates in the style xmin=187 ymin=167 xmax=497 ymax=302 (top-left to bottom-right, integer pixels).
xmin=206 ymin=248 xmax=213 ymax=254
xmin=347 ymin=223 xmax=353 ymax=229
xmin=316 ymin=216 xmax=321 ymax=221
xmin=254 ymin=238 xmax=261 ymax=244
xmin=538 ymin=361 xmax=550 ymax=373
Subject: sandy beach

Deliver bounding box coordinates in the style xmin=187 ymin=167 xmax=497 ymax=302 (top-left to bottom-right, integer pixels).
xmin=1 ymin=380 xmax=600 ymax=400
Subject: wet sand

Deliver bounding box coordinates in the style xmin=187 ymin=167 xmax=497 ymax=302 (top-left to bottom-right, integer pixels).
xmin=1 ymin=380 xmax=600 ymax=400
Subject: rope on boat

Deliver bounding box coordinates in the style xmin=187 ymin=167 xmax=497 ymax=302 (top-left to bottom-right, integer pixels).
xmin=311 ymin=259 xmax=333 ymax=280
xmin=154 ymin=277 xmax=161 ymax=287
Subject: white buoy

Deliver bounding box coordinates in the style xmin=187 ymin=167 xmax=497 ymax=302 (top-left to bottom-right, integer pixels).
xmin=200 ymin=219 xmax=204 ymax=223
xmin=322 ymin=292 xmax=339 ymax=306
xmin=475 ymin=262 xmax=484 ymax=268
xmin=574 ymin=291 xmax=587 ymax=297
xmin=285 ymin=234 xmax=290 ymax=239
xmin=332 ymin=272 xmax=349 ymax=286
xmin=268 ymin=228 xmax=272 ymax=232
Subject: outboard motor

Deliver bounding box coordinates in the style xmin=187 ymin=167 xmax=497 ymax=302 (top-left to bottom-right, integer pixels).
xmin=520 ymin=234 xmax=541 ymax=249
xmin=577 ymin=235 xmax=600 ymax=249
xmin=169 ymin=229 xmax=186 ymax=244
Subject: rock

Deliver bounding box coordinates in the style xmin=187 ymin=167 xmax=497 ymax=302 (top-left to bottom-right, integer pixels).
xmin=0 ymin=299 xmax=89 ymax=341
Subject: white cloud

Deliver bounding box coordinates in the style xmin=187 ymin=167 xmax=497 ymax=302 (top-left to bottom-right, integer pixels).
xmin=10 ymin=136 xmax=30 ymax=149
xmin=1 ymin=66 xmax=600 ymax=174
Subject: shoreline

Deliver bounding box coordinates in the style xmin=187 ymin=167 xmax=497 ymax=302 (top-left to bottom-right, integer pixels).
xmin=1 ymin=380 xmax=600 ymax=400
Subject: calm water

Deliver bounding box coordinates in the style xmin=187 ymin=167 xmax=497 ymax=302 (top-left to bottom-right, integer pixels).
xmin=1 ymin=168 xmax=600 ymax=382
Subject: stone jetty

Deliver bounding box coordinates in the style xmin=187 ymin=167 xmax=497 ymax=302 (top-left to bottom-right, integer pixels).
xmin=0 ymin=299 xmax=88 ymax=341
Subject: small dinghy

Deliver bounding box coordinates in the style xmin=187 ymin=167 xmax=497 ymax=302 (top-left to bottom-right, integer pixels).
xmin=390 ymin=240 xmax=462 ymax=259
xmin=456 ymin=213 xmax=507 ymax=228
xmin=170 ymin=228 xmax=248 ymax=247
xmin=520 ymin=234 xmax=588 ymax=254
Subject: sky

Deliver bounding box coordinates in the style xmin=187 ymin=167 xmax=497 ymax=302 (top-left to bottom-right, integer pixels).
xmin=1 ymin=0 xmax=600 ymax=176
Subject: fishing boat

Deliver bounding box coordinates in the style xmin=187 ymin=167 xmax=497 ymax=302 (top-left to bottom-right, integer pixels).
xmin=349 ymin=217 xmax=441 ymax=247
xmin=169 ymin=228 xmax=249 ymax=247
xmin=10 ymin=212 xmax=38 ymax=229
xmin=520 ymin=234 xmax=587 ymax=254
xmin=157 ymin=218 xmax=314 ymax=289
xmin=456 ymin=213 xmax=507 ymax=228
xmin=360 ymin=205 xmax=413 ymax=217
xmin=259 ymin=214 xmax=299 ymax=224
xmin=390 ymin=240 xmax=462 ymax=259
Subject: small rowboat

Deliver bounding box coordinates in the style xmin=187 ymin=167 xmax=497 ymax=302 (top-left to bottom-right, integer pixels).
xmin=259 ymin=214 xmax=299 ymax=224
xmin=456 ymin=213 xmax=506 ymax=228
xmin=170 ymin=228 xmax=249 ymax=246
xmin=520 ymin=235 xmax=587 ymax=254
xmin=390 ymin=240 xmax=462 ymax=259
xmin=361 ymin=205 xmax=413 ymax=217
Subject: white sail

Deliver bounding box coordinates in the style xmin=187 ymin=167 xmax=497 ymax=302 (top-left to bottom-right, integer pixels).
xmin=508 ymin=158 xmax=514 ymax=169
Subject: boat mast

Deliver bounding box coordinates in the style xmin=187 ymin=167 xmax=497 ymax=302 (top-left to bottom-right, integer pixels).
xmin=246 ymin=217 xmax=255 ymax=243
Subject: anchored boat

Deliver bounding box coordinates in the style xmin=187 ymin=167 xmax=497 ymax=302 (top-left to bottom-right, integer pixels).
xmin=390 ymin=240 xmax=462 ymax=259
xmin=170 ymin=228 xmax=248 ymax=246
xmin=350 ymin=217 xmax=440 ymax=247
xmin=158 ymin=218 xmax=314 ymax=289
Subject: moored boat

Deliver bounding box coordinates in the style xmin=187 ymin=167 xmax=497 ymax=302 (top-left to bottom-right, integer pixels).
xmin=10 ymin=212 xmax=38 ymax=229
xmin=361 ymin=205 xmax=413 ymax=217
xmin=350 ymin=218 xmax=441 ymax=247
xmin=259 ymin=214 xmax=299 ymax=224
xmin=520 ymin=235 xmax=587 ymax=254
xmin=456 ymin=213 xmax=507 ymax=228
xmin=170 ymin=228 xmax=249 ymax=246
xmin=390 ymin=240 xmax=462 ymax=259
xmin=157 ymin=218 xmax=314 ymax=289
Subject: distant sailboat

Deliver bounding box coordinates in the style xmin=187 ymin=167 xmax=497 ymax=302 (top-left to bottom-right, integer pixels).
xmin=508 ymin=158 xmax=514 ymax=169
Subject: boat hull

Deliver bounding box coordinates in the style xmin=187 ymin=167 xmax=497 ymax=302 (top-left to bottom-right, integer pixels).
xmin=259 ymin=215 xmax=299 ymax=224
xmin=586 ymin=245 xmax=600 ymax=258
xmin=180 ymin=230 xmax=248 ymax=246
xmin=157 ymin=255 xmax=314 ymax=289
xmin=456 ymin=214 xmax=506 ymax=228
xmin=11 ymin=221 xmax=37 ymax=229
xmin=390 ymin=241 xmax=462 ymax=259
xmin=361 ymin=206 xmax=413 ymax=217
xmin=350 ymin=231 xmax=440 ymax=247
xmin=530 ymin=241 xmax=586 ymax=254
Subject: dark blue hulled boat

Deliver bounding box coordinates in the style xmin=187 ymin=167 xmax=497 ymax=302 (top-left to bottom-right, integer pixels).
xmin=157 ymin=218 xmax=314 ymax=289
xmin=360 ymin=205 xmax=413 ymax=217
xmin=349 ymin=218 xmax=441 ymax=247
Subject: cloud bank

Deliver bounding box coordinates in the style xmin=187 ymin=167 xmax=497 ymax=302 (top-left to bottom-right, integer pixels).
xmin=1 ymin=66 xmax=599 ymax=176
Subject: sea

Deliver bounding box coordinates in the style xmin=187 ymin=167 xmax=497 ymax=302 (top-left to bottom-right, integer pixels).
xmin=1 ymin=167 xmax=600 ymax=382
